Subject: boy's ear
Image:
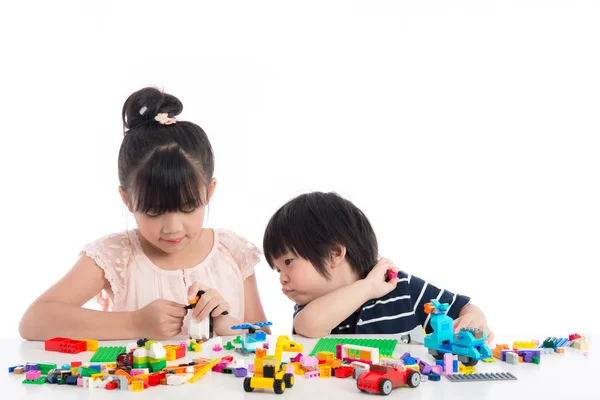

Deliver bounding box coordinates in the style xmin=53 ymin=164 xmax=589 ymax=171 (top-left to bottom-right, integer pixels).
xmin=118 ymin=186 xmax=133 ymax=213
xmin=329 ymin=244 xmax=347 ymax=268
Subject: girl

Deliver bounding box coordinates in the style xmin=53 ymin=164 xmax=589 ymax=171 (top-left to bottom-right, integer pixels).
xmin=19 ymin=87 xmax=269 ymax=341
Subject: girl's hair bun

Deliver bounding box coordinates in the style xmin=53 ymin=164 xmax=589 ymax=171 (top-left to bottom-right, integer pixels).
xmin=122 ymin=87 xmax=183 ymax=131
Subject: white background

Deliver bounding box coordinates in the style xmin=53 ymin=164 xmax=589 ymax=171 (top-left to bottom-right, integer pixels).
xmin=0 ymin=0 xmax=598 ymax=340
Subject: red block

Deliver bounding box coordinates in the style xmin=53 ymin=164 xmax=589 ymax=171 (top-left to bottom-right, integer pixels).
xmin=71 ymin=361 xmax=82 ymax=367
xmin=105 ymin=381 xmax=118 ymax=390
xmin=45 ymin=337 xmax=70 ymax=352
xmin=335 ymin=365 xmax=354 ymax=378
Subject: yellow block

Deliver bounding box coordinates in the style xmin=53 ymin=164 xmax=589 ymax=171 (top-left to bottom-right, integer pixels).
xmin=513 ymin=341 xmax=536 ymax=349
xmin=131 ymin=380 xmax=144 ymax=392
xmin=188 ymin=357 xmax=221 ymax=383
xmin=83 ymin=339 xmax=99 ymax=352
xmin=318 ymin=365 xmax=332 ymax=378
xmin=91 ymin=373 xmax=105 ymax=381
xmin=317 ymin=351 xmax=334 ymax=361
xmin=483 ymin=358 xmax=496 ymax=363
xmin=405 ymin=365 xmax=420 ymax=372
xmin=251 ymin=376 xmax=277 ymax=389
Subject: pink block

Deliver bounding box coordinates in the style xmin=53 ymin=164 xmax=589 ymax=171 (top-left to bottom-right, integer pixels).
xmin=300 ymin=356 xmax=318 ymax=367
xmin=286 ymin=365 xmax=294 ymax=373
xmin=432 ymin=365 xmax=443 ymax=375
xmin=26 ymin=370 xmax=41 ymax=380
xmin=443 ymin=353 xmax=454 ymax=376
xmin=77 ymin=377 xmax=83 ymax=387
xmin=248 ymin=364 xmax=254 ymax=373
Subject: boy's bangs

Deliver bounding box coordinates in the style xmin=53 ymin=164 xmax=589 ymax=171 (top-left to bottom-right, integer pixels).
xmin=131 ymin=148 xmax=206 ymax=214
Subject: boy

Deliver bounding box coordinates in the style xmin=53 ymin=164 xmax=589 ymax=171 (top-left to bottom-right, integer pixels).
xmin=263 ymin=192 xmax=493 ymax=343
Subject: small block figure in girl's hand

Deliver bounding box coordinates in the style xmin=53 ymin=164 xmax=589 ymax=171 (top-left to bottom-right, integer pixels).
xmin=19 ymin=87 xmax=270 ymax=342
xmin=263 ymin=192 xmax=493 ymax=342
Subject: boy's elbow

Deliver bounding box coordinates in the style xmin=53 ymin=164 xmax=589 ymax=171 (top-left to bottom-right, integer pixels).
xmin=19 ymin=315 xmax=36 ymax=341
xmin=293 ymin=319 xmax=328 ymax=338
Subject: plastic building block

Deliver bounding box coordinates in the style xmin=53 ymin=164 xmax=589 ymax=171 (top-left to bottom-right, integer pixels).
xmin=505 ymin=352 xmax=518 ymax=365
xmin=131 ymin=380 xmax=144 ymax=392
xmin=224 ymin=342 xmax=235 ymax=350
xmin=8 ymin=365 xmax=23 ymax=373
xmin=310 ymin=337 xmax=397 ymax=357
xmin=513 ymin=341 xmax=536 ymax=349
xmin=319 ymin=365 xmax=332 ymax=378
xmin=234 ymin=367 xmax=248 ymax=377
xmin=84 ymin=339 xmax=99 ymax=352
xmin=44 ymin=337 xmax=87 ymax=354
xmin=234 ymin=336 xmax=242 ymax=344
xmin=23 ymin=377 xmax=47 ymax=385
xmin=428 ymin=373 xmax=440 ymax=381
xmin=24 ymin=363 xmax=38 ymax=372
xmin=189 ymin=357 xmax=221 ymax=383
xmin=26 ymin=370 xmax=41 ymax=380
xmin=446 ymin=372 xmax=517 ymax=382
xmin=90 ymin=346 xmax=127 ymax=362
xmin=213 ymin=344 xmax=223 ymax=352
xmin=532 ymin=356 xmax=540 ymax=364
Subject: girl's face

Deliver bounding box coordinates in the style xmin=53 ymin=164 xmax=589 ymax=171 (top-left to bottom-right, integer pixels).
xmin=120 ymin=179 xmax=216 ymax=254
xmin=134 ymin=207 xmax=207 ymax=254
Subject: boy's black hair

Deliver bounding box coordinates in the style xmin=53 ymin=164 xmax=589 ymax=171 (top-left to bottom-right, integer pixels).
xmin=118 ymin=87 xmax=214 ymax=215
xmin=263 ymin=192 xmax=379 ymax=280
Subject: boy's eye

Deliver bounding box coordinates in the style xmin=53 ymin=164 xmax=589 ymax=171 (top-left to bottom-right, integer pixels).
xmin=284 ymin=259 xmax=293 ymax=266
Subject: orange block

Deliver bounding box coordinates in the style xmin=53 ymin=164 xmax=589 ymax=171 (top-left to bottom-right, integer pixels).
xmin=256 ymin=349 xmax=267 ymax=358
xmin=518 ymin=356 xmax=523 ymax=363
xmin=115 ymin=369 xmax=133 ymax=384
xmin=556 ymin=347 xmax=565 ymax=354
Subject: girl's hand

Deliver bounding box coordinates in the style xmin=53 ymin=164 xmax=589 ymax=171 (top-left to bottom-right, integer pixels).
xmin=453 ymin=304 xmax=495 ymax=344
xmin=132 ymin=299 xmax=187 ymax=340
xmin=362 ymin=258 xmax=399 ymax=299
xmin=187 ymin=282 xmax=230 ymax=322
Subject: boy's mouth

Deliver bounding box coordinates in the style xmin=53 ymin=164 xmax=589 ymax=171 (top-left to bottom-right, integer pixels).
xmin=282 ymin=288 xmax=294 ymax=296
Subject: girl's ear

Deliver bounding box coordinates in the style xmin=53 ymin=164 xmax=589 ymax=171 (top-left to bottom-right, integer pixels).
xmin=329 ymin=243 xmax=347 ymax=269
xmin=118 ymin=186 xmax=133 ymax=213
xmin=206 ymin=178 xmax=217 ymax=203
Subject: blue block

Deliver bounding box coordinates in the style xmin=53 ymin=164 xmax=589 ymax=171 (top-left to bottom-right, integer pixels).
xmin=65 ymin=376 xmax=78 ymax=385
xmin=404 ymin=357 xmax=417 ymax=365
xmin=453 ymin=360 xmax=458 ymax=372
xmin=89 ymin=365 xmax=102 ymax=372
xmin=61 ymin=364 xmax=71 ymax=370
xmin=429 ymin=373 xmax=441 ymax=381
xmin=255 ymin=331 xmax=267 ymax=341
xmin=46 ymin=374 xmax=58 ymax=384
xmin=9 ymin=365 xmax=23 ymax=373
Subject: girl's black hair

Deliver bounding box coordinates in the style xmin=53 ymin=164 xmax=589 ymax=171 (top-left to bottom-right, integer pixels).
xmin=263 ymin=192 xmax=379 ymax=280
xmin=118 ymin=87 xmax=214 ymax=215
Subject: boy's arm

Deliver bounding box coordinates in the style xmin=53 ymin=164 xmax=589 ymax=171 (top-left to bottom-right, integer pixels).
xmin=19 ymin=255 xmax=139 ymax=340
xmin=293 ymin=280 xmax=373 ymax=338
xmin=294 ymin=259 xmax=398 ymax=338
xmin=404 ymin=273 xmax=472 ymax=333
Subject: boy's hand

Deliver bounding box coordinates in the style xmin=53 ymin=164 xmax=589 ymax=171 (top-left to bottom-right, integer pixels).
xmin=187 ymin=282 xmax=230 ymax=322
xmin=133 ymin=299 xmax=187 ymax=340
xmin=453 ymin=304 xmax=495 ymax=344
xmin=363 ymin=258 xmax=399 ymax=299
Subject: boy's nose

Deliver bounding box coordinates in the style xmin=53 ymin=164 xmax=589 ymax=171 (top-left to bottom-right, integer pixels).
xmin=279 ymin=272 xmax=289 ymax=285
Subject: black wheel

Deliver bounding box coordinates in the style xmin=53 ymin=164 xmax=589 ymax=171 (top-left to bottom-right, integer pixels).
xmin=243 ymin=377 xmax=254 ymax=392
xmin=378 ymin=378 xmax=393 ymax=395
xmin=407 ymin=370 xmax=421 ymax=388
xmin=401 ymin=334 xmax=412 ymax=344
xmin=273 ymin=379 xmax=285 ymax=394
xmin=283 ymin=373 xmax=294 ymax=388
xmin=458 ymin=356 xmax=479 ymax=367
xmin=429 ymin=349 xmax=445 ymax=360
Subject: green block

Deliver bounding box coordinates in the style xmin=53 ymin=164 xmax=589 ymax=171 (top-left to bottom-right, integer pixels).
xmin=149 ymin=359 xmax=166 ymax=372
xmin=309 ymin=337 xmax=398 ymax=357
xmin=78 ymin=366 xmax=98 ymax=377
xmin=234 ymin=336 xmax=242 ymax=344
xmin=23 ymin=377 xmax=46 ymax=385
xmin=90 ymin=346 xmax=126 ymax=363
xmin=532 ymin=356 xmax=540 ymax=364
xmin=133 ymin=361 xmax=149 ymax=369
xmin=37 ymin=363 xmax=57 ymax=375
xmin=224 ymin=342 xmax=235 ymax=350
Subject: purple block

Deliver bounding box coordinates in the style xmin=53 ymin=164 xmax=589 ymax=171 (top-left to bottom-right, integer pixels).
xmin=501 ymin=350 xmax=512 ymax=361
xmin=233 ymin=368 xmax=248 ymax=377
xmin=25 ymin=364 xmax=38 ymax=372
xmin=418 ymin=360 xmax=432 ymax=375
xmin=400 ymin=352 xmax=411 ymax=360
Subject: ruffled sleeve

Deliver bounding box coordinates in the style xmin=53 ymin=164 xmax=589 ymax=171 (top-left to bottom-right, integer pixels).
xmin=80 ymin=232 xmax=133 ymax=311
xmin=217 ymin=229 xmax=262 ymax=279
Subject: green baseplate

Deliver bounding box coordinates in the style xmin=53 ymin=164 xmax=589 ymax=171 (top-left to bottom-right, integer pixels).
xmin=309 ymin=338 xmax=398 ymax=357
xmin=90 ymin=346 xmax=126 ymax=363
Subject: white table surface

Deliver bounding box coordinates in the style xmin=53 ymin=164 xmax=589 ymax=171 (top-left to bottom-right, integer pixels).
xmin=1 ymin=333 xmax=596 ymax=399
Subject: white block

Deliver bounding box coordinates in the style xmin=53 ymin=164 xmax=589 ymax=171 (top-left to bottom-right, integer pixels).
xmin=167 ymin=375 xmax=187 ymax=385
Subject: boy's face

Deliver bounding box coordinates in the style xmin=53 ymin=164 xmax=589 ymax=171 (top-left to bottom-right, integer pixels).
xmin=272 ymin=252 xmax=350 ymax=306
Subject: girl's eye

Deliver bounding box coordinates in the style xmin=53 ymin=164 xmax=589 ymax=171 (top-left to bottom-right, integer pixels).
xmin=146 ymin=212 xmax=161 ymax=218
xmin=181 ymin=208 xmax=197 ymax=214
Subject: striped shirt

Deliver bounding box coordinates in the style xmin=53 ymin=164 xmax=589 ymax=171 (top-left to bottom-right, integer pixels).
xmin=293 ymin=271 xmax=471 ymax=335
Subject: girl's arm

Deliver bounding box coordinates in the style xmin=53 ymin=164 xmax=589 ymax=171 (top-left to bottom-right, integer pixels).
xmin=19 ymin=255 xmax=139 ymax=340
xmin=212 ymin=273 xmax=271 ymax=335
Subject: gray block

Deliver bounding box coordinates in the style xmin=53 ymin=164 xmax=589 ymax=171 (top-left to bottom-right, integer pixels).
xmin=505 ymin=352 xmax=519 ymax=365
xmin=446 ymin=372 xmax=518 ymax=382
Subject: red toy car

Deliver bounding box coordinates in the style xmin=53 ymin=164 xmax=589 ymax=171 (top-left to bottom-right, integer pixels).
xmin=357 ymin=364 xmax=420 ymax=395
